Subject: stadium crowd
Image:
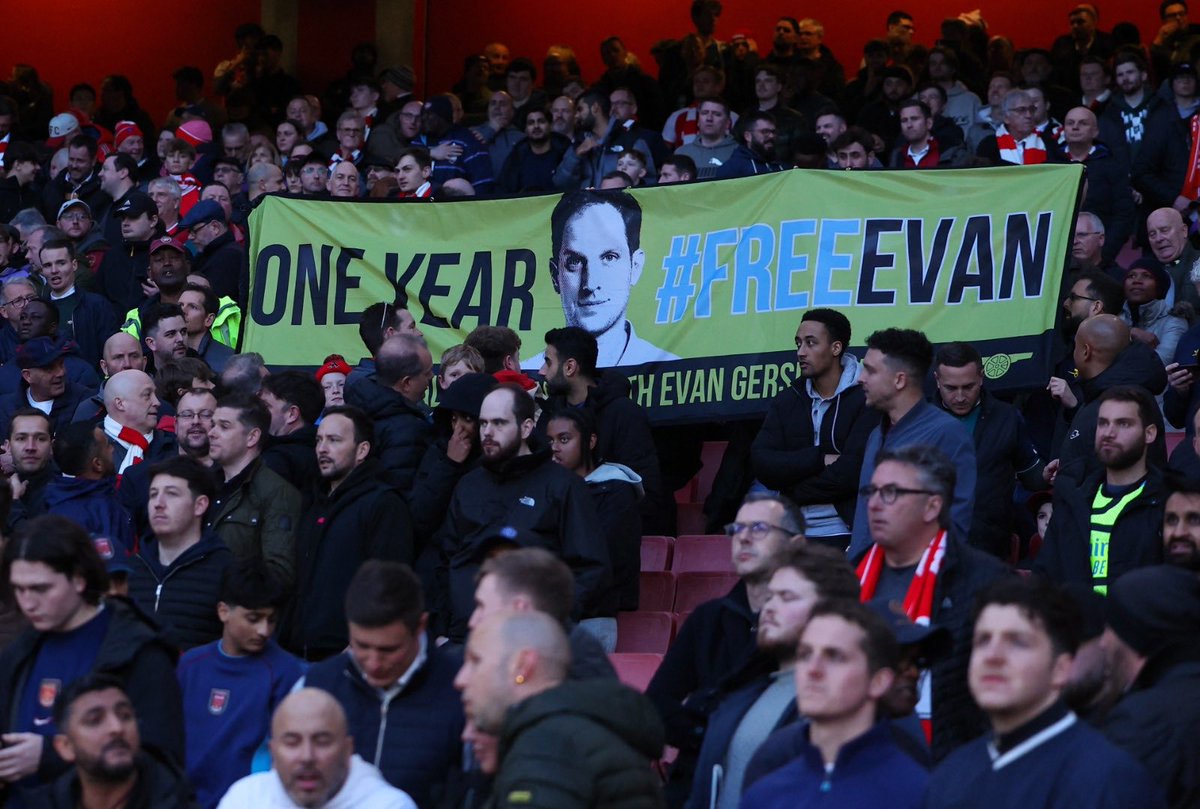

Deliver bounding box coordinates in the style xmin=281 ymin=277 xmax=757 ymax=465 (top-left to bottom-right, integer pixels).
xmin=0 ymin=1 xmax=1198 ymax=807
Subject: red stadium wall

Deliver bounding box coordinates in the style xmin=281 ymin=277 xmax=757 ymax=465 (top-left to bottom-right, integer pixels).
xmin=0 ymin=0 xmax=1176 ymax=133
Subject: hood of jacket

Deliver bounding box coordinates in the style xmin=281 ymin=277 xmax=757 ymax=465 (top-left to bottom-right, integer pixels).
xmin=346 ymin=374 xmax=430 ymax=422
xmin=44 ymin=475 xmax=120 ymax=508
xmin=502 ymin=679 xmax=665 ymax=759
xmin=1081 ymin=338 xmax=1168 ymax=403
xmin=796 ymin=351 xmax=861 ymax=400
xmin=585 ymin=461 xmax=644 ymax=496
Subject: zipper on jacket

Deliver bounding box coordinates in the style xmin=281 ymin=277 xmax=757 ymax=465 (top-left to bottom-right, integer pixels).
xmin=154 ymin=583 xmax=163 ymax=611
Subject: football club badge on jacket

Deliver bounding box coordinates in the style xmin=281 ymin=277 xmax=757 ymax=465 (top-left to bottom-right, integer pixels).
xmin=39 ymin=679 xmax=61 ymax=708
xmin=208 ymin=688 xmax=230 ymax=715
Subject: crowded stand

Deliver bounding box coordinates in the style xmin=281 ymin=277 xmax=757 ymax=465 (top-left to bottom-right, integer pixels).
xmin=2 ymin=2 xmax=1200 ymax=807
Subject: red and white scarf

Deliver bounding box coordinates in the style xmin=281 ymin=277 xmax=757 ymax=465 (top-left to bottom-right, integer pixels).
xmin=995 ymin=125 xmax=1047 ymax=165
xmin=104 ymin=415 xmax=151 ymax=475
xmin=856 ymin=529 xmax=947 ymax=624
xmin=857 ymin=529 xmax=947 ymax=742
xmin=1183 ymin=113 xmax=1200 ymax=202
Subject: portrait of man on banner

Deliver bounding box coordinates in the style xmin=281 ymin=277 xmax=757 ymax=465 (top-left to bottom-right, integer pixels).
xmin=530 ymin=189 xmax=678 ymax=368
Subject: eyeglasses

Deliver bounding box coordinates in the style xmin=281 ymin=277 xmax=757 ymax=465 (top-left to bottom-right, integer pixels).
xmin=724 ymin=521 xmax=791 ymax=538
xmin=1009 ymin=105 xmax=1036 ymax=116
xmin=1074 ymin=231 xmax=1100 ymax=238
xmin=338 ymin=127 xmax=364 ymax=135
xmin=176 ymin=410 xmax=214 ymax=421
xmin=1066 ymin=292 xmax=1098 ymax=303
xmin=2 ymin=295 xmax=37 ymax=310
xmin=59 ymin=213 xmax=90 ymax=223
xmin=301 ymin=166 xmax=328 ymax=176
xmin=859 ymin=484 xmax=937 ymax=504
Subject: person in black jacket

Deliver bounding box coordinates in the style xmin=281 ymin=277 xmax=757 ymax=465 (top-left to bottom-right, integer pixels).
xmin=1037 ymin=386 xmax=1165 ymax=592
xmin=534 ymin=326 xmax=666 ymax=532
xmin=434 ymin=384 xmax=610 ymax=642
xmin=281 ymin=406 xmax=414 ymax=660
xmin=753 ymin=308 xmax=878 ymax=550
xmin=34 ymin=674 xmax=198 ymax=809
xmin=1102 ymin=565 xmax=1200 ymax=809
xmin=302 ymin=561 xmax=463 ymax=806
xmin=38 ymin=239 xmax=118 ymax=369
xmin=128 ymin=456 xmax=232 ymax=651
xmin=178 ymin=200 xmax=244 ymax=304
xmin=1054 ymin=315 xmax=1168 ymax=492
xmin=1130 ymin=66 xmax=1193 ymax=213
xmin=0 ymin=337 xmax=94 ymax=442
xmin=496 ymin=107 xmax=570 ymax=194
xmin=41 ymin=135 xmax=111 ymax=224
xmin=0 ymin=516 xmax=184 ymax=803
xmin=716 ymin=110 xmax=787 ymax=178
xmin=259 ymin=370 xmax=324 ymax=494
xmin=5 ymin=409 xmax=56 ymax=530
xmin=933 ymin=342 xmax=1047 ymax=560
xmin=0 ymin=142 xmax=40 ymax=224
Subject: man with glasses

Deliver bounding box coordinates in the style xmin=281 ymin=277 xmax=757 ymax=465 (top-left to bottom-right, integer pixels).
xmin=56 ymin=200 xmax=108 ymax=276
xmin=1069 ymin=212 xmax=1118 ymax=277
xmin=179 ymin=199 xmax=243 ymax=303
xmin=855 ymin=443 xmax=1007 ymax=762
xmin=976 ymin=89 xmax=1048 ymax=165
xmin=0 ymin=278 xmax=37 ymax=364
xmin=332 ymin=111 xmax=367 ymax=168
xmin=646 ymin=491 xmax=804 ymax=802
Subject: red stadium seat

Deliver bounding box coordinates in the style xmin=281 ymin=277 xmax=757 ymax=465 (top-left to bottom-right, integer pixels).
xmin=616 ymin=611 xmax=674 ymax=654
xmin=610 ymin=653 xmax=664 ymax=692
xmin=674 ymin=572 xmax=739 ymax=612
xmin=640 ymin=536 xmax=674 ymax=572
xmin=672 ymin=535 xmax=734 ymax=573
xmin=639 ymin=571 xmax=676 ymax=612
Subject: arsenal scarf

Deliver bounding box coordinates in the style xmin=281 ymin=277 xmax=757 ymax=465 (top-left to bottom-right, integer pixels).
xmin=857 ymin=529 xmax=948 ymax=743
xmin=1182 ymin=113 xmax=1200 ymax=202
xmin=104 ymin=415 xmax=151 ymax=476
xmin=995 ymin=125 xmax=1047 ymax=165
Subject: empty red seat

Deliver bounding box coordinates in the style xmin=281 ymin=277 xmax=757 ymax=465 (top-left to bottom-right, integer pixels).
xmin=674 ymin=572 xmax=739 ymax=612
xmin=639 ymin=571 xmax=676 ymax=612
xmin=616 ymin=611 xmax=674 ymax=654
xmin=672 ymin=535 xmax=734 ymax=573
xmin=640 ymin=536 xmax=674 ymax=572
xmin=609 ymin=652 xmax=664 ymax=692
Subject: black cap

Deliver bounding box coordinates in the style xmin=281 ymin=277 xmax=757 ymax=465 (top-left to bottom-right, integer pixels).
xmin=113 ymin=191 xmax=157 ymax=219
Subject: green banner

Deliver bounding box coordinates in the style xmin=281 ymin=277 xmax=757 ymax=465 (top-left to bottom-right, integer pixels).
xmin=246 ymin=164 xmax=1083 ymax=422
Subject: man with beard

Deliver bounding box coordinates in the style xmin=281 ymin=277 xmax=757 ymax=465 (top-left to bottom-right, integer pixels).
xmin=554 ymin=88 xmax=656 ymax=189
xmin=1101 ymin=51 xmax=1161 ymax=161
xmin=55 ymin=200 xmax=109 ymax=276
xmin=498 ymin=108 xmax=569 ymax=194
xmin=717 ymin=111 xmax=785 ymax=178
xmin=535 ymin=326 xmax=663 ymax=528
xmin=1037 ymin=386 xmax=1165 ymax=592
xmin=281 ymin=406 xmax=413 ymax=661
xmin=434 ymin=384 xmax=609 ymax=643
xmin=140 ymin=303 xmax=188 ymax=376
xmin=685 ymin=545 xmax=860 ymax=809
xmin=1163 ymin=478 xmax=1200 ymax=573
xmin=42 ymin=136 xmax=110 ymax=224
xmin=35 ymin=675 xmax=195 ymax=809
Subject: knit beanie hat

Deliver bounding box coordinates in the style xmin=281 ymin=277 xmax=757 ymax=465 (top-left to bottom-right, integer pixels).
xmin=114 ymin=120 xmax=144 ymax=149
xmin=177 ymin=119 xmax=213 ymax=147
xmin=315 ymin=354 xmax=352 ymax=383
xmin=1106 ymin=565 xmax=1200 ymax=658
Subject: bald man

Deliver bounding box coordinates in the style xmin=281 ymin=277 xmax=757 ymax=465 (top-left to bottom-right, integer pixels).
xmin=454 ymin=611 xmax=664 ymax=807
xmin=218 ymin=688 xmax=416 ymax=809
xmin=1060 ymin=106 xmax=1134 ymax=263
xmin=1144 ymin=207 xmax=1200 ymax=308
xmin=1051 ymin=314 xmax=1168 ymax=492
xmin=101 ymin=369 xmax=176 ymax=473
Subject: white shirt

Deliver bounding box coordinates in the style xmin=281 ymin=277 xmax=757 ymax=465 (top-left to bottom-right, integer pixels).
xmin=217 ymin=755 xmax=416 ymax=809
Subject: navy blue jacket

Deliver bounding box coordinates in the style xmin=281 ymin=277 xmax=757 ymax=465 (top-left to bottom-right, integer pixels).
xmin=714 ymin=143 xmax=787 ymax=179
xmin=304 ymin=639 xmax=464 ymax=808
xmin=43 ymin=474 xmax=134 ymax=550
xmin=56 ymin=288 xmax=119 ymax=369
xmin=739 ymin=721 xmax=928 ymax=809
xmin=0 ymin=380 xmax=95 ymax=441
xmin=128 ymin=530 xmax=234 ymax=652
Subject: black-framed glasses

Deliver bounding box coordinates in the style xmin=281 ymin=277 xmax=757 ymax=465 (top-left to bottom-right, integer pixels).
xmin=1066 ymin=292 xmax=1098 ymax=303
xmin=859 ymin=484 xmax=936 ymax=504
xmin=724 ymin=521 xmax=791 ymax=538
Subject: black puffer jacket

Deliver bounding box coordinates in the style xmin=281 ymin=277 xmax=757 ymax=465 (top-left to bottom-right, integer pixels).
xmin=435 ymin=448 xmax=610 ymax=641
xmin=345 ymin=374 xmax=433 ymax=493
xmin=752 ymin=358 xmax=878 ymax=526
xmin=1056 ymin=339 xmax=1168 ymax=491
xmin=282 ymin=458 xmax=414 ymax=659
xmin=0 ymin=598 xmax=184 ymax=799
xmin=127 ymin=530 xmax=233 ymax=651
xmin=261 ymin=423 xmax=321 ymax=495
xmin=492 ymin=679 xmax=666 ymax=809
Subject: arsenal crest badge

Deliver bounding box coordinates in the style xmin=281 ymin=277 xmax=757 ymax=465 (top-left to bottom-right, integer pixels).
xmin=208 ymin=688 xmax=230 ymax=715
xmin=39 ymin=679 xmax=61 ymax=709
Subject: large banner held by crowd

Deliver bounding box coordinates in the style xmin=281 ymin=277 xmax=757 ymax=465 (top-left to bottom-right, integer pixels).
xmin=246 ymin=164 xmax=1084 ymax=423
